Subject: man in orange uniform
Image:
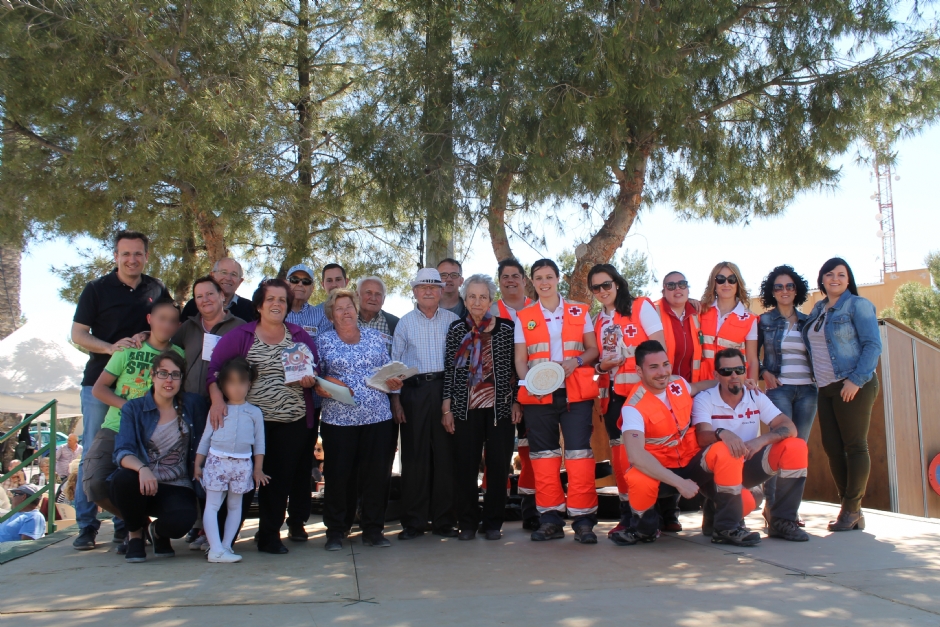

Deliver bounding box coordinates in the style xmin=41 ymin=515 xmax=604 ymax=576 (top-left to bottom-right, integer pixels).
xmin=692 ymin=348 xmax=809 ymax=541
xmin=489 ymin=259 xmax=538 ymax=530
xmin=616 ymin=340 xmax=761 ymax=547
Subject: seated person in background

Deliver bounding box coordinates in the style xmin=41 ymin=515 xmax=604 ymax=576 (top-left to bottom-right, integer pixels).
xmin=0 ymin=485 xmax=46 ymax=541
xmin=0 ymin=485 xmax=11 ymax=515
xmin=692 ymin=348 xmax=809 ymax=542
xmin=2 ymin=461 xmax=26 ymax=491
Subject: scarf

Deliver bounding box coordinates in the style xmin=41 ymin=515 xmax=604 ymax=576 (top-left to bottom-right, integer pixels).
xmin=454 ymin=312 xmax=492 ymax=387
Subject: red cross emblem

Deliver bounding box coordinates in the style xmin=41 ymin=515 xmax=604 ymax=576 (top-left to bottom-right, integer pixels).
xmin=568 ymin=306 xmax=583 ymax=317
xmin=744 ymin=408 xmax=759 ymax=419
xmin=737 ymin=313 xmax=750 ymax=321
xmin=669 ymin=383 xmax=683 ymax=396
xmin=624 ymin=324 xmax=638 ymax=338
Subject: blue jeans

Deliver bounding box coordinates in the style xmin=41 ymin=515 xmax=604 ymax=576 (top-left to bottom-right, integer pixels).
xmin=76 ymin=386 xmax=124 ymax=533
xmin=763 ymin=384 xmax=818 ymax=508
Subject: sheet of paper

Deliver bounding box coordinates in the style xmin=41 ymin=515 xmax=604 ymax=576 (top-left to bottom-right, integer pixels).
xmin=316 ymin=377 xmax=357 ymax=406
xmin=366 ymin=361 xmax=419 ymax=392
xmin=202 ymin=333 xmax=222 ymax=362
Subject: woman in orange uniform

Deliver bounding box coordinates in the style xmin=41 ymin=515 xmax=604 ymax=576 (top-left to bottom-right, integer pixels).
xmin=699 ymin=262 xmax=759 ymax=382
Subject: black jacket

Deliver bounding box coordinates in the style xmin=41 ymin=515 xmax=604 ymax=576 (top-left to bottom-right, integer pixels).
xmin=443 ymin=317 xmax=518 ymax=422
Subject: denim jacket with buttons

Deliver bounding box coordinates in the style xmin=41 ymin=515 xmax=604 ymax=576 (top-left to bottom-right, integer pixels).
xmin=800 ymin=291 xmax=882 ymax=388
xmin=757 ymin=307 xmax=809 ymax=378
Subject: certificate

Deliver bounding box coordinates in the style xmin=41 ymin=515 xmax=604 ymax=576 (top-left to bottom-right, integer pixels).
xmin=281 ymin=343 xmax=316 ymax=384
xmin=202 ymin=333 xmax=222 ymax=361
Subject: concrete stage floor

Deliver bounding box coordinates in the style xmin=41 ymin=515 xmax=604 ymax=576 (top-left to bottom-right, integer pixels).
xmin=2 ymin=501 xmax=939 ymax=626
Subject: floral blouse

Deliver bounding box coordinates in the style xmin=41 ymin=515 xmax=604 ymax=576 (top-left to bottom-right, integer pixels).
xmin=318 ymin=328 xmax=393 ymax=426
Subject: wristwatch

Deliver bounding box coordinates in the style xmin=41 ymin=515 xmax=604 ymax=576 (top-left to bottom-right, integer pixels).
xmin=714 ymin=428 xmax=726 ymax=440
xmin=576 ymin=356 xmax=584 ymax=367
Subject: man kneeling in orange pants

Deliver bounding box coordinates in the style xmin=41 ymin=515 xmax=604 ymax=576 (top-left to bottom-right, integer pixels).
xmin=692 ymin=348 xmax=809 ymax=542
xmin=617 ymin=340 xmax=761 ymax=547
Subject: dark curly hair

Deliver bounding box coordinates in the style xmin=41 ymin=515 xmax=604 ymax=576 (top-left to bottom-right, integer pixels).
xmin=759 ymin=265 xmax=809 ymax=309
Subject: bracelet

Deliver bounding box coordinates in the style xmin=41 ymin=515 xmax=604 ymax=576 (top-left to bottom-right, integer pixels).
xmin=576 ymin=356 xmax=584 ymax=367
xmin=443 ymin=410 xmax=452 ymax=415
xmin=714 ymin=428 xmax=726 ymax=440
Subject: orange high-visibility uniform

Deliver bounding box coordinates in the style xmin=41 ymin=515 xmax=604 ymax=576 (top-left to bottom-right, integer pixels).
xmin=741 ymin=437 xmax=809 ymax=516
xmin=654 ymin=299 xmax=703 ymax=383
xmin=623 ymin=378 xmax=745 ymax=513
xmin=699 ymin=305 xmax=757 ymax=381
xmin=496 ymin=298 xmax=531 ymax=321
xmin=517 ymin=300 xmax=598 ymax=520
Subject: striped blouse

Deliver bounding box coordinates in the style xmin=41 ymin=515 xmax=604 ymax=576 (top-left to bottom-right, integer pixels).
xmin=777 ymin=325 xmax=814 ymax=386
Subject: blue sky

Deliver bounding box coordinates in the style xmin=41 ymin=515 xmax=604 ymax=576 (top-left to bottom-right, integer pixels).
xmin=21 ymin=123 xmax=939 ymax=333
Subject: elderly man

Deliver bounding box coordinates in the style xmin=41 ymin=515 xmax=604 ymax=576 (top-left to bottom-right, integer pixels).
xmin=437 ymin=258 xmax=469 ymax=319
xmin=692 ymin=348 xmax=809 ymax=542
xmin=55 ymin=435 xmax=82 ymax=482
xmin=285 ymin=263 xmax=319 ymax=334
xmin=391 ymin=268 xmax=460 ymax=540
xmin=70 ymin=230 xmax=170 ymax=551
xmin=181 ymin=257 xmax=256 ymax=323
xmin=357 ymin=276 xmax=400 ymax=354
xmin=0 ymin=481 xmax=47 ymax=541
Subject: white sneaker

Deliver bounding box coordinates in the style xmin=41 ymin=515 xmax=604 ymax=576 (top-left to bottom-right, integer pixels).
xmin=189 ymin=535 xmax=208 ymax=551
xmin=208 ymin=549 xmax=242 ymax=563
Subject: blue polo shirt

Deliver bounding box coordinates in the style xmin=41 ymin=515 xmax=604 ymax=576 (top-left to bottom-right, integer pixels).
xmin=0 ymin=510 xmax=46 ymax=542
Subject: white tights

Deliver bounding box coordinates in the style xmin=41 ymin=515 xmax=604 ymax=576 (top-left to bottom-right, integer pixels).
xmin=203 ymin=489 xmax=243 ymax=554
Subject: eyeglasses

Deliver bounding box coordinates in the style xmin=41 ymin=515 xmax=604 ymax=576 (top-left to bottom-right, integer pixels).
xmin=213 ymin=269 xmax=240 ymax=279
xmin=153 ymin=370 xmax=183 ymax=380
xmin=716 ymin=366 xmax=746 ymax=376
xmin=773 ymin=283 xmax=796 ymax=292
xmin=714 ymin=274 xmax=738 ymax=285
xmin=664 ymin=280 xmax=689 ymax=291
xmin=439 ymin=272 xmax=462 ymax=280
xmin=288 ymin=276 xmax=313 ymax=286
xmin=589 ymin=280 xmax=615 ymax=293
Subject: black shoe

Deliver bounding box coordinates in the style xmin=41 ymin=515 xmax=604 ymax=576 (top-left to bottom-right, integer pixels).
xmin=457 ymin=529 xmax=476 ymax=541
xmin=324 ymin=535 xmax=343 ymax=551
xmin=258 ymin=540 xmax=289 ymax=554
xmin=72 ymin=526 xmax=97 ymax=551
xmin=124 ymin=537 xmax=146 ymax=563
xmin=768 ymin=518 xmax=810 ymax=542
xmin=662 ymin=515 xmax=682 ymax=532
xmin=433 ymin=527 xmax=459 ymax=538
xmin=635 ymin=529 xmax=660 ymax=543
xmin=530 ymin=523 xmax=564 ymax=541
xmin=149 ymin=522 xmax=175 ymax=558
xmin=112 ymin=527 xmax=128 ymax=544
xmin=184 ymin=528 xmax=199 ymax=544
xmin=609 ymin=529 xmax=639 ymax=546
xmin=289 ymin=525 xmax=309 ymax=542
xmin=398 ymin=527 xmax=425 ymax=541
xmin=522 ymin=516 xmax=541 ymax=531
xmin=712 ymin=526 xmax=762 ymax=547
xmin=484 ymin=529 xmax=501 ymax=541
xmin=573 ymin=527 xmax=597 ymax=544
xmin=116 ymin=536 xmax=128 ymax=555
xmin=362 ymin=532 xmax=391 ymax=547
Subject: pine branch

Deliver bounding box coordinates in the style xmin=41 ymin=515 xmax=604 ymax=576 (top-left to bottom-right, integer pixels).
xmin=2 ymin=117 xmax=73 ymax=155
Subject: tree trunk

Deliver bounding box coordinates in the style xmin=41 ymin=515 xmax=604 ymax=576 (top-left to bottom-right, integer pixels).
xmin=174 ymin=212 xmax=199 ymax=304
xmin=486 ymin=166 xmax=515 ymax=262
xmin=568 ymin=151 xmax=649 ymax=304
xmin=0 ymin=245 xmax=22 ymax=340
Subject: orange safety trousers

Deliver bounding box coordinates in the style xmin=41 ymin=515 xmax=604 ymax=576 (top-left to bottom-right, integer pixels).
xmin=516 ymin=436 xmax=536 ymax=496
xmin=627 ymin=442 xmax=744 ymax=513
xmin=742 ymin=438 xmax=808 ymax=514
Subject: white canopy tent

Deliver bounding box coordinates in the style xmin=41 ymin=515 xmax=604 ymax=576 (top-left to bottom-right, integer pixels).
xmin=0 ymin=320 xmax=86 ymax=426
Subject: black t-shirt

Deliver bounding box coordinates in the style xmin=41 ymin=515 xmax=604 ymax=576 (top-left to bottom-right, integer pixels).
xmin=73 ymin=270 xmax=171 ymax=386
xmin=180 ymin=293 xmax=257 ymax=324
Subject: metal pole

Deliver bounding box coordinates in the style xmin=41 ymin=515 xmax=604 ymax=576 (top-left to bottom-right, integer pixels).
xmin=48 ymin=401 xmax=57 ymax=534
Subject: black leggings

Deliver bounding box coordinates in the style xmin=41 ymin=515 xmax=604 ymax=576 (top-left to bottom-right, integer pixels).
xmin=110 ymin=468 xmax=198 ymax=538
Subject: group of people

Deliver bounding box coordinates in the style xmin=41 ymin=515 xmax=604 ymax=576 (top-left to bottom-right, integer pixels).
xmin=60 ymin=228 xmax=882 ymax=564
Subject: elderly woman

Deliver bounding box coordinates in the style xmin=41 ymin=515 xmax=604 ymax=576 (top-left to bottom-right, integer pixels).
xmin=110 ymin=350 xmax=207 ymax=563
xmin=207 ymin=278 xmax=319 ymax=555
xmin=442 ymin=274 xmax=521 ymax=541
xmin=315 ymin=288 xmax=402 ymax=551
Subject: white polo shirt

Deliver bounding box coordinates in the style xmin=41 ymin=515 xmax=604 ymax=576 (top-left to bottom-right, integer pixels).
xmin=691 ymin=386 xmax=782 ymax=441
xmin=513 ymin=298 xmax=594 ymax=362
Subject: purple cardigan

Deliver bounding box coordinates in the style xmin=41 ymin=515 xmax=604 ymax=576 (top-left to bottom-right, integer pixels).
xmin=207 ymin=320 xmax=319 ymax=428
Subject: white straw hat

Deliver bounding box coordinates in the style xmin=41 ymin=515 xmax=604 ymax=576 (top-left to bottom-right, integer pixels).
xmin=410 ymin=268 xmax=445 ymax=288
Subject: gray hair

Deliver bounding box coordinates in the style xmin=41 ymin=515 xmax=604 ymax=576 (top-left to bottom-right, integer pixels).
xmin=356 ymin=275 xmax=387 ymax=296
xmin=460 ymin=273 xmax=497 ymax=301
xmin=212 ymin=257 xmax=243 ymax=277
xmin=323 ymin=288 xmax=360 ymax=323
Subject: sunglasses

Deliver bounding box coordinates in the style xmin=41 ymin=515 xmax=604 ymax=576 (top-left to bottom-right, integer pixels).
xmin=814 ymin=311 xmax=828 ymax=332
xmin=773 ymin=283 xmax=796 ymax=292
xmin=715 ymin=274 xmax=738 ymax=285
xmin=590 ymin=280 xmax=615 ymax=293
xmin=288 ymin=276 xmax=313 ymax=286
xmin=153 ymin=370 xmax=183 ymax=380
xmin=664 ymin=280 xmax=689 ymax=291
xmin=716 ymin=366 xmax=746 ymax=376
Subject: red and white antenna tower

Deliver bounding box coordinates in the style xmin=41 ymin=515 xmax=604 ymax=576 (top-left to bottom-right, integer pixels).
xmin=873 ymin=146 xmax=898 ymax=275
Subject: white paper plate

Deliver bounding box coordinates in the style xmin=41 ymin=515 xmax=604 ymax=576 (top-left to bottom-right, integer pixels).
xmin=525 ymin=362 xmax=566 ymax=396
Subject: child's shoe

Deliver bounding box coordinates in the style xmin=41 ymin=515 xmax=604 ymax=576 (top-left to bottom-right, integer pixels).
xmin=208 ymin=549 xmax=242 ymax=563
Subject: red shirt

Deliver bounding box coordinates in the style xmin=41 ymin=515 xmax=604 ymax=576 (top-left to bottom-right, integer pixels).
xmin=664 ymin=303 xmax=697 ymax=382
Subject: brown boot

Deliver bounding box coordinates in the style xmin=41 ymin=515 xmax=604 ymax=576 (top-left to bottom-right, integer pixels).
xmin=828 ymin=509 xmax=865 ymax=532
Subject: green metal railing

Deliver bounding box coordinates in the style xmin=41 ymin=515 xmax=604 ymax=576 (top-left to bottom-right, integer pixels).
xmin=0 ymin=400 xmax=58 ymax=536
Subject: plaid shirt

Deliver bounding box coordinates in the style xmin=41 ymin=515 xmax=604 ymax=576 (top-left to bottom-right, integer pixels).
xmin=360 ymin=311 xmax=393 ymax=355
xmin=392 ymin=306 xmax=459 ymax=374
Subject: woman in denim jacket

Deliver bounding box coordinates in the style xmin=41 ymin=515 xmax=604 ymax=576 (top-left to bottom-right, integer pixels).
xmin=758 ymin=265 xmax=815 ymax=525
xmin=801 ymin=258 xmax=882 ymax=532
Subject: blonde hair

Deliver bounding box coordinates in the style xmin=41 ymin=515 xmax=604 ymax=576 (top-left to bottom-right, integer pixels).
xmin=701 ymin=261 xmax=750 ymax=309
xmin=323 ymin=288 xmax=360 ymax=323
